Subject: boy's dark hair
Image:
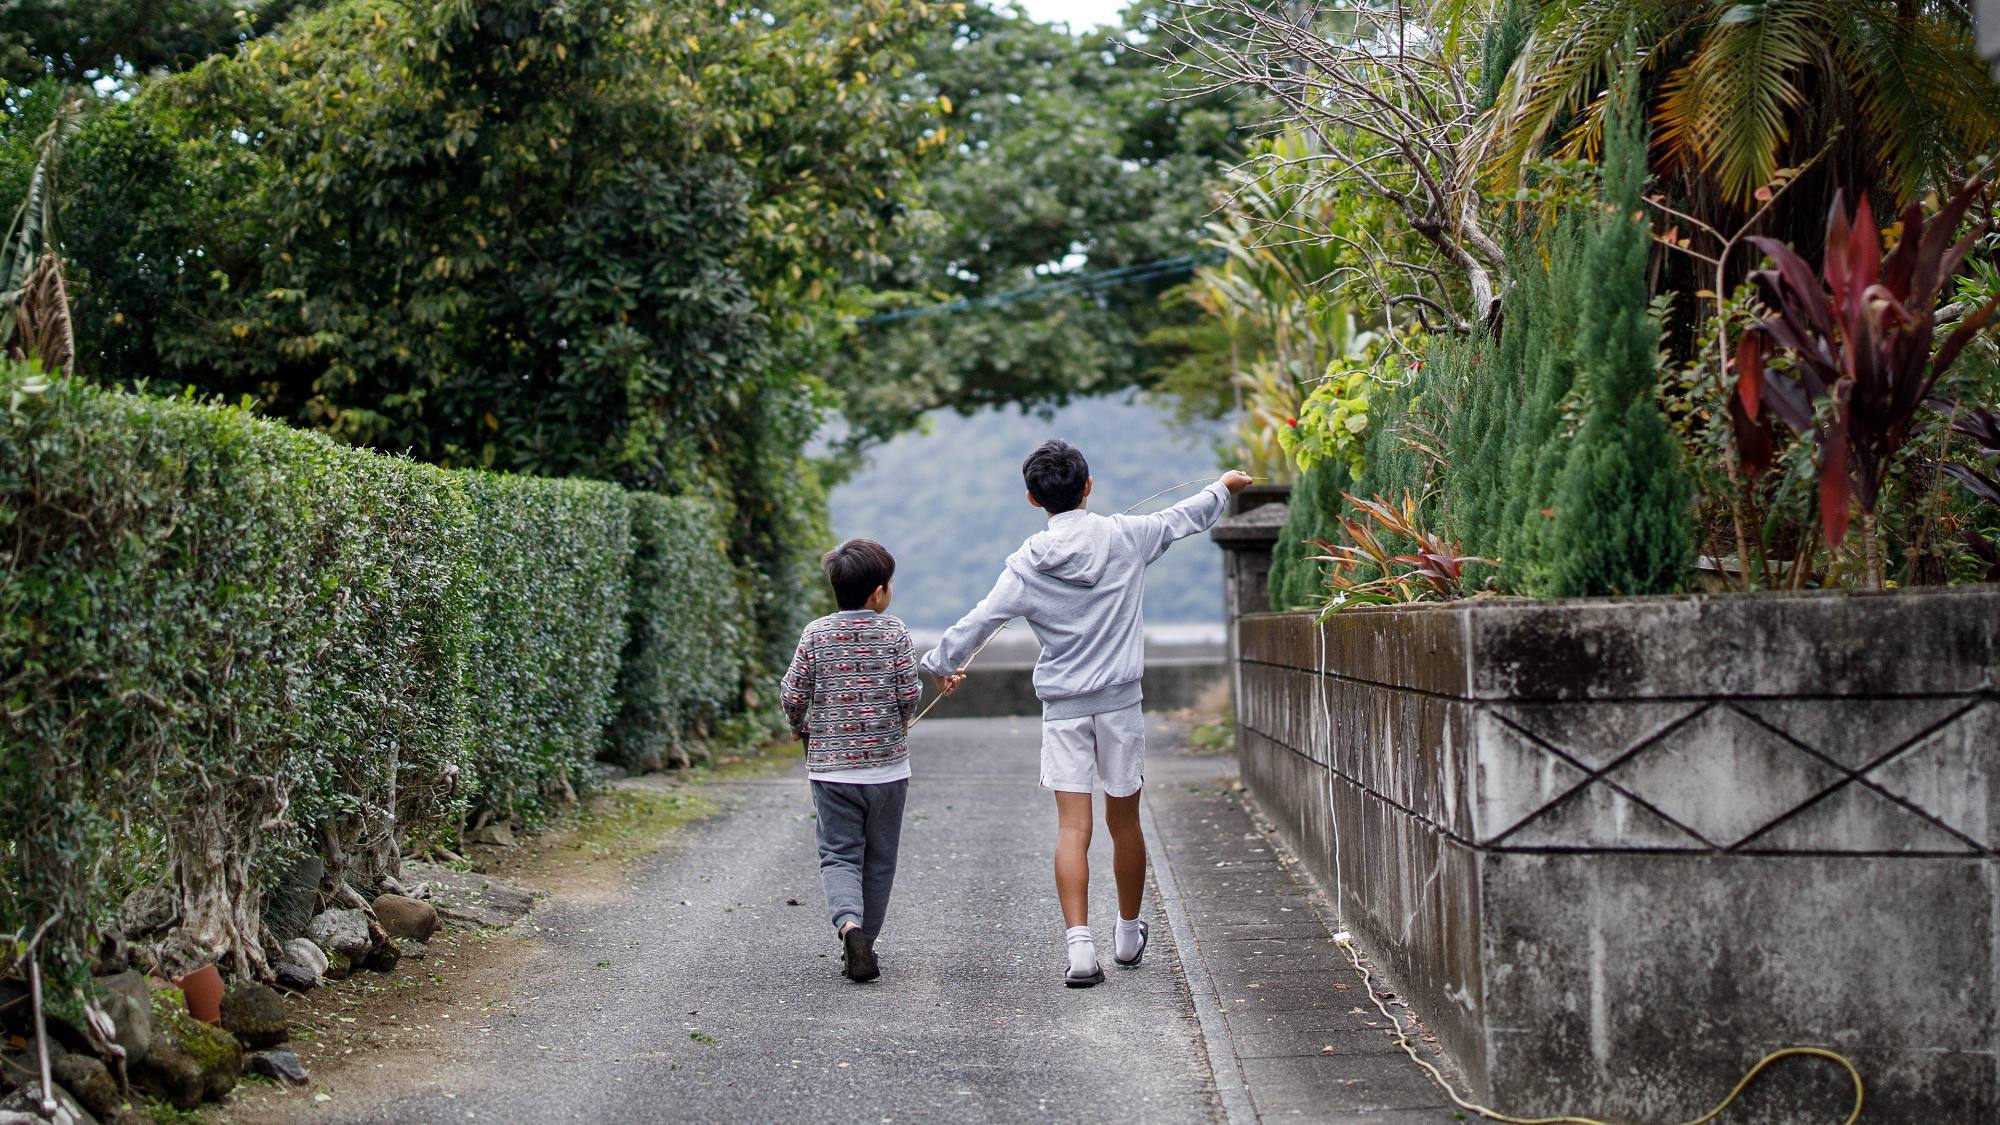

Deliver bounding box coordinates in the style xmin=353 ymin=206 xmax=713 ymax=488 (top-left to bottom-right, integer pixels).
xmin=822 ymin=538 xmax=896 ymax=610
xmin=1022 ymin=439 xmax=1090 ymax=514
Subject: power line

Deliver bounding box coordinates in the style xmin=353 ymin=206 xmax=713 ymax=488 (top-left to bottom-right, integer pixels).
xmin=855 ymin=248 xmax=1226 ymax=326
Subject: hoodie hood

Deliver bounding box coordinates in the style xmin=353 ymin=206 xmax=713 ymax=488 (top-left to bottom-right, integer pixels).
xmin=1019 ymin=511 xmax=1113 ymax=587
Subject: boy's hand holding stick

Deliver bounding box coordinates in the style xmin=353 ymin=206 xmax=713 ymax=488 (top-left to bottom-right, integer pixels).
xmin=907 ymin=470 xmax=1254 ymax=731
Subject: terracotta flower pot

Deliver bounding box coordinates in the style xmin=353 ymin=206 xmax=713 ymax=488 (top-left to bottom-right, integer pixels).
xmin=174 ymin=963 xmax=224 ymax=1026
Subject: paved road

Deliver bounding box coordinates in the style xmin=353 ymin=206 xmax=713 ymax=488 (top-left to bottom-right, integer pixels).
xmin=271 ymin=717 xmax=1459 ymax=1124
xmin=298 ymin=717 xmax=1214 ymax=1123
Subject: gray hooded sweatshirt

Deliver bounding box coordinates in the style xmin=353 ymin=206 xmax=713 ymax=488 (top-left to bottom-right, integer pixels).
xmin=920 ymin=480 xmax=1230 ymax=720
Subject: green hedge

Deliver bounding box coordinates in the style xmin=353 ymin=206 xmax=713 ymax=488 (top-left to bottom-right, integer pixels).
xmin=1 ymin=368 xmax=759 ymax=977
xmin=609 ymin=493 xmax=746 ymax=771
xmin=459 ymin=472 xmax=631 ymax=825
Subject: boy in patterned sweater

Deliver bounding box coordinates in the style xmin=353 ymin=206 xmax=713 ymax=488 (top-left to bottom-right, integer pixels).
xmin=780 ymin=538 xmax=942 ymax=982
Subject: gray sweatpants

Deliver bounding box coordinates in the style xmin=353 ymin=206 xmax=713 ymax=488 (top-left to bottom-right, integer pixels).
xmin=810 ymin=778 xmax=907 ymax=939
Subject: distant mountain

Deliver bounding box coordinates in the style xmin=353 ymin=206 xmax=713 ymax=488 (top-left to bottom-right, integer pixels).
xmin=826 ymin=394 xmax=1228 ymax=632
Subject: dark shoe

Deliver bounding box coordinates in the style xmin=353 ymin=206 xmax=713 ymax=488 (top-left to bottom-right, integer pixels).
xmin=1064 ymin=964 xmax=1104 ymax=988
xmin=842 ymin=927 xmax=879 ymax=983
xmin=1114 ymin=921 xmax=1149 ymax=967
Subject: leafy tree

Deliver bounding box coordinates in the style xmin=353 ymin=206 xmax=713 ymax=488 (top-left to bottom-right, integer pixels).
xmin=0 ymin=0 xmax=314 ymax=86
xmin=36 ymin=0 xmax=950 ymax=663
xmin=828 ymin=0 xmax=1255 ymax=449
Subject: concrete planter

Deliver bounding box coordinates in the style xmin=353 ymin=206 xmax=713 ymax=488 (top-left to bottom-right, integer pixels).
xmin=1234 ymin=587 xmax=2000 ymax=1121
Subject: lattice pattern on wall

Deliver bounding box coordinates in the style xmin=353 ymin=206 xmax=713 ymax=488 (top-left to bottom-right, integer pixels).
xmin=1473 ymin=698 xmax=1996 ymax=854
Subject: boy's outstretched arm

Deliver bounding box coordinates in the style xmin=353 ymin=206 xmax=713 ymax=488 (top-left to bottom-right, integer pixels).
xmin=779 ymin=635 xmax=813 ymax=739
xmin=920 ymin=568 xmax=1025 ymax=686
xmin=1130 ymin=469 xmax=1253 ymax=562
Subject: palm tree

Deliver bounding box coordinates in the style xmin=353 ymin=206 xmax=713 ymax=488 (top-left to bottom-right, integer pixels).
xmin=1482 ymin=1 xmax=1999 ymax=207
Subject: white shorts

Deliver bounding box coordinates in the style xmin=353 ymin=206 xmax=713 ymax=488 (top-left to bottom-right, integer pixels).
xmin=1040 ymin=703 xmax=1146 ymax=798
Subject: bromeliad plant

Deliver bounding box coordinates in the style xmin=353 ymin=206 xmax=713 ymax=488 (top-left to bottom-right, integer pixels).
xmin=1738 ymin=177 xmax=2000 ymax=586
xmin=1308 ymin=492 xmax=1486 ymax=616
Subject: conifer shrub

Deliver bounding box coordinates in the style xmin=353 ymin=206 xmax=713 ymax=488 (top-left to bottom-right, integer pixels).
xmin=1542 ymin=82 xmax=1694 ymax=596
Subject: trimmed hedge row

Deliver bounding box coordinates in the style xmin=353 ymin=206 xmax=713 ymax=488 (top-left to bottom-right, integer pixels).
xmin=0 ymin=368 xmax=757 ymax=976
xmin=611 ymin=493 xmax=747 ymax=770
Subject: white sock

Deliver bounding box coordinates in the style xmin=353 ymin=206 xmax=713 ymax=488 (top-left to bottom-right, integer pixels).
xmin=1065 ymin=925 xmax=1098 ymax=975
xmin=1115 ymin=916 xmax=1145 ymax=961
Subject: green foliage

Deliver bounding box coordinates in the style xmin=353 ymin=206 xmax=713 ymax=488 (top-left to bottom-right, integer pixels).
xmin=0 ymin=0 xmax=312 ymax=87
xmin=34 ymin=0 xmax=946 ymax=686
xmin=1280 ymin=71 xmax=1693 ymax=604
xmin=2 ymin=368 xmax=747 ymax=975
xmin=610 ymin=494 xmax=747 ymax=771
xmin=832 ymin=1 xmax=1256 ymax=448
xmin=0 ymin=365 xmax=473 ymax=972
xmin=1478 ymin=0 xmax=1529 ymax=111
xmin=1543 ymin=82 xmax=1694 ymax=596
xmin=1281 ymin=360 xmax=1377 ymax=481
xmin=459 ymin=473 xmax=630 ymax=826
xmin=1486 ymin=0 xmax=2000 ymax=207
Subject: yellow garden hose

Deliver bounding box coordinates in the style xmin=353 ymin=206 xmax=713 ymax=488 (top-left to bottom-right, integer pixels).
xmin=1333 ymin=935 xmax=1865 ymax=1125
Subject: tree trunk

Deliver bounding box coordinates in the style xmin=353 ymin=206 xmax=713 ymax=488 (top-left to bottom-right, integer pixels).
xmin=167 ymin=821 xmax=271 ymax=982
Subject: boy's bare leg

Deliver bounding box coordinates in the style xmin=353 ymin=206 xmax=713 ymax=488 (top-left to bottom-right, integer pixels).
xmin=1054 ymin=790 xmax=1094 ymax=926
xmin=1104 ymin=791 xmax=1146 ymax=920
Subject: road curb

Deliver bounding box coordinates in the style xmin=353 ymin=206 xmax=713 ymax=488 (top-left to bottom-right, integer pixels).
xmin=1141 ymin=786 xmax=1259 ymax=1125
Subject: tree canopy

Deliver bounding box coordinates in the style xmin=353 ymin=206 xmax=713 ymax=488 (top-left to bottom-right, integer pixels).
xmin=827 ymin=1 xmax=1258 ymax=450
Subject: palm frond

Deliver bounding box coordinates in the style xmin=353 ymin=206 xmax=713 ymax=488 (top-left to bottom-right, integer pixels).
xmin=1482 ymin=0 xmax=1684 ymax=187
xmin=1832 ymin=4 xmax=2000 ymax=200
xmin=1654 ymin=0 xmax=1819 ymax=204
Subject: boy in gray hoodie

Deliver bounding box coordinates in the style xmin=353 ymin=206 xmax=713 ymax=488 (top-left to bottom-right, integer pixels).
xmin=922 ymin=440 xmax=1252 ymax=986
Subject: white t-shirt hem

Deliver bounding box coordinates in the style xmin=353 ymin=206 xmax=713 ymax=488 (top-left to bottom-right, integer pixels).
xmin=810 ymin=760 xmax=911 ymax=785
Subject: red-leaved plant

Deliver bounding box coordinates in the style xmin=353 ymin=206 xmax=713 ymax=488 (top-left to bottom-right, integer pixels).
xmin=1308 ymin=493 xmax=1486 ymax=617
xmin=1737 ymin=177 xmax=1999 ymax=584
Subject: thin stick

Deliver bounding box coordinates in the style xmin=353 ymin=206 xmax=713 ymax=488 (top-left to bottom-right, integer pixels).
xmin=1120 ymin=475 xmax=1236 ymax=514
xmin=908 ymin=622 xmax=1010 ymax=729
xmin=909 ymin=473 xmax=1253 ymax=730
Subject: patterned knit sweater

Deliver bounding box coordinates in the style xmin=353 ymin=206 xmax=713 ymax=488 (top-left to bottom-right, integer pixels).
xmin=780 ymin=610 xmax=922 ymax=774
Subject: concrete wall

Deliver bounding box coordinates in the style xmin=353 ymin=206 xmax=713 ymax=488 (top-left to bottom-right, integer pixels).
xmin=930 ymin=656 xmax=1226 ymax=719
xmin=1235 ymin=588 xmax=2000 ymax=1121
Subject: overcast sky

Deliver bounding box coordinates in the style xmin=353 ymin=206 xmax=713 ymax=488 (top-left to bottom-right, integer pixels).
xmin=1013 ymin=0 xmax=1131 ymax=32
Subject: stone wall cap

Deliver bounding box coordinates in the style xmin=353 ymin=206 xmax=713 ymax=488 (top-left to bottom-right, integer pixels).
xmin=1239 ymin=583 xmax=2000 ymax=699
xmin=1211 ymin=500 xmax=1289 ymax=545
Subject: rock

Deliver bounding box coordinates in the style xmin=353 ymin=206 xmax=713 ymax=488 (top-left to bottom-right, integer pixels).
xmin=371 ymin=894 xmax=440 ymax=942
xmin=259 ymin=856 xmax=324 ymax=944
xmin=131 ymin=990 xmax=241 ymax=1109
xmin=0 ymin=981 xmax=27 ymax=1037
xmin=91 ymin=972 xmax=151 ymax=1066
xmin=89 ymin=931 xmax=131 ymax=977
xmin=322 ymin=950 xmax=352 ymax=982
xmin=51 ymin=1055 xmax=125 ymax=1122
xmin=281 ymin=937 xmax=328 ymax=979
xmin=116 ymin=887 xmax=175 ymax=939
xmin=363 ymin=939 xmax=401 ymax=974
xmin=305 ymin=909 xmax=372 ymax=960
xmin=397 ymin=940 xmax=429 ymax=962
xmin=0 ymin=1080 xmax=98 ymax=1125
xmin=272 ymin=964 xmax=317 ymax=993
xmin=217 ymin=984 xmax=289 ymax=1050
xmin=0 ymin=1047 xmax=33 ymax=1093
xmin=246 ymin=1048 xmax=309 ymax=1088
xmin=402 ymin=862 xmax=536 ymax=929
xmin=469 ymin=821 xmax=516 ymax=847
